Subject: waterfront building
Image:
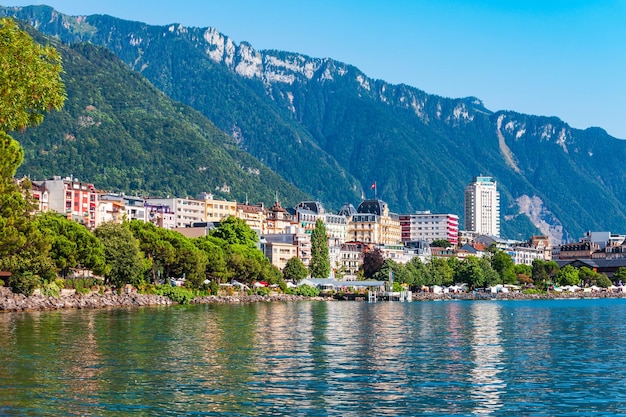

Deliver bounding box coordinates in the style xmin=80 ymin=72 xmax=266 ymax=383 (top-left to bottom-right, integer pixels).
xmin=99 ymin=193 xmax=148 ymax=223
xmin=27 ymin=180 xmax=49 ymax=213
xmin=508 ymin=244 xmax=545 ymax=265
xmin=146 ymin=197 xmax=204 ymax=228
xmin=265 ymin=199 xmax=296 ymax=234
xmin=261 ymin=234 xmax=299 ymax=270
xmin=347 ymin=199 xmax=401 ymax=245
xmin=337 ymin=242 xmax=367 ymax=280
xmin=464 ymin=176 xmax=500 ymax=237
xmin=198 ymin=192 xmax=237 ymax=222
xmin=146 ymin=193 xmax=236 ymax=228
xmin=399 ymin=211 xmax=459 ymax=245
xmin=146 ymin=204 xmax=176 ymax=229
xmin=32 ymin=177 xmax=98 ymax=229
xmin=294 ymin=201 xmax=348 ymax=269
xmin=556 ymin=241 xmax=600 ymax=260
xmin=261 ymin=226 xmax=311 ymax=270
xmin=236 ymin=202 xmax=266 ymax=235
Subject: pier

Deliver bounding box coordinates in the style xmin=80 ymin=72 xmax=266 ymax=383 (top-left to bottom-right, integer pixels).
xmin=368 ymin=290 xmax=412 ymax=302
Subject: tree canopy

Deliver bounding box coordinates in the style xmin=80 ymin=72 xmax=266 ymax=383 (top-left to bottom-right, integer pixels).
xmin=0 ymin=18 xmax=65 ymax=132
xmin=0 ymin=18 xmax=65 ymax=294
xmin=309 ymin=218 xmax=330 ymax=278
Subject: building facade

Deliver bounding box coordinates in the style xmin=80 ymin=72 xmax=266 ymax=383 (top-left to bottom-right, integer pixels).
xmin=347 ymin=199 xmax=401 ymax=245
xmin=33 ymin=177 xmax=98 ymax=229
xmin=399 ymin=211 xmax=459 ymax=245
xmin=464 ymin=176 xmax=500 ymax=237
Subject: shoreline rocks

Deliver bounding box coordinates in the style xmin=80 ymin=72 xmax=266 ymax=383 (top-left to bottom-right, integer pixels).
xmin=0 ymin=287 xmax=173 ymax=312
xmin=2 ymin=286 xmax=626 ymax=312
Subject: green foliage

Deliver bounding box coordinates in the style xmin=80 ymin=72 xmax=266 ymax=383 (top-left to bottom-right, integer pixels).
xmin=532 ymin=259 xmax=559 ymax=285
xmin=490 ymin=250 xmax=516 ymax=284
xmin=296 ymin=284 xmax=320 ymax=297
xmin=613 ymin=267 xmax=626 ymax=284
xmin=37 ymin=212 xmax=108 ymax=277
xmin=41 ymin=281 xmax=61 ymax=298
xmin=556 ymin=265 xmax=580 ymax=286
xmin=94 ymin=222 xmax=145 ymax=288
xmin=283 ymin=257 xmax=308 ymax=282
xmin=458 ymin=256 xmax=486 ymax=289
xmin=426 ymin=257 xmax=454 ymax=287
xmin=431 ymin=239 xmax=452 ymax=248
xmin=597 ymin=274 xmax=612 ymax=288
xmin=7 ymin=271 xmax=40 ymax=296
xmin=210 ymin=216 xmax=258 ymax=248
xmin=255 ymin=287 xmax=271 ymax=296
xmin=0 ymin=18 xmax=65 ymax=132
xmin=154 ymin=284 xmax=195 ymax=304
xmin=309 ymin=218 xmax=330 ymax=278
xmin=64 ymin=277 xmax=98 ymax=294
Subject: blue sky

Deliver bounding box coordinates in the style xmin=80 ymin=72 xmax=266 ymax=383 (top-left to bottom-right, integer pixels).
xmin=7 ymin=0 xmax=626 ymax=138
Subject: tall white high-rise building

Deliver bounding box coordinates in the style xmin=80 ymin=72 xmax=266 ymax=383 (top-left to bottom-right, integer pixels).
xmin=464 ymin=176 xmax=500 ymax=237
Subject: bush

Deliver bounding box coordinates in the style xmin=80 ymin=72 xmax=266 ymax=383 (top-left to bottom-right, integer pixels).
xmin=155 ymin=285 xmax=195 ymax=304
xmin=8 ymin=272 xmax=41 ymax=296
xmin=597 ymin=274 xmax=612 ymax=288
xmin=522 ymin=288 xmax=543 ymax=295
xmin=41 ymin=281 xmax=61 ymax=298
xmin=255 ymin=287 xmax=270 ymax=296
xmin=296 ymin=284 xmax=320 ymax=297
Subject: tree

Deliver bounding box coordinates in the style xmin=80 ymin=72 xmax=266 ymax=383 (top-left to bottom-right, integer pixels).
xmin=94 ymin=223 xmax=145 ymax=288
xmin=194 ymin=236 xmax=228 ymax=283
xmin=491 ymin=250 xmax=516 ymax=284
xmin=361 ymin=247 xmax=384 ymax=279
xmin=0 ymin=18 xmax=65 ymax=133
xmin=309 ymin=218 xmax=330 ymax=278
xmin=283 ymin=257 xmax=308 ymax=282
xmin=597 ymin=274 xmax=612 ymax=288
xmin=209 ymin=216 xmax=258 ymax=248
xmin=426 ymin=257 xmax=454 ymax=287
xmin=556 ymin=265 xmax=580 ymax=287
xmin=405 ymin=257 xmax=428 ymax=287
xmin=431 ymin=239 xmax=452 ymax=248
xmin=532 ymin=259 xmax=559 ymax=286
xmin=0 ymin=18 xmax=65 ymax=294
xmin=458 ymin=256 xmax=485 ymax=289
xmin=37 ymin=212 xmax=108 ymax=277
xmin=579 ymin=266 xmax=602 ymax=286
xmin=613 ymin=267 xmax=626 ymax=285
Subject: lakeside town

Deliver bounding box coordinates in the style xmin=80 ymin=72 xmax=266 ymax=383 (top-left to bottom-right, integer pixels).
xmin=16 ymin=174 xmax=626 ymax=297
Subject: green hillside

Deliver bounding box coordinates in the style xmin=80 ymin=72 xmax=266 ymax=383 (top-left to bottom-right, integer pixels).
xmin=10 ymin=33 xmax=309 ymax=206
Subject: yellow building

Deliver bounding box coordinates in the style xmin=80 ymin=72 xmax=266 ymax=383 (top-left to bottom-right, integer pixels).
xmin=236 ymin=203 xmax=267 ymax=235
xmin=347 ymin=199 xmax=401 ymax=245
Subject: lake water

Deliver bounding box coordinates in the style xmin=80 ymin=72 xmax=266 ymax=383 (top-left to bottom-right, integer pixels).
xmin=1 ymin=298 xmax=626 ymax=416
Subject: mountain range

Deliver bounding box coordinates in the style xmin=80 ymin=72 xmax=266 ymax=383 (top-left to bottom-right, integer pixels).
xmin=2 ymin=4 xmax=626 ymax=244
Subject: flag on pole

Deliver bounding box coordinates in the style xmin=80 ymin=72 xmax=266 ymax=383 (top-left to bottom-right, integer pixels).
xmin=370 ymin=181 xmax=376 ymax=190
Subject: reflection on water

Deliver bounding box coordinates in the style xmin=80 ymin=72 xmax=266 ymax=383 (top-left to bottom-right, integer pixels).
xmin=469 ymin=302 xmax=505 ymax=415
xmin=2 ymin=299 xmax=626 ymax=415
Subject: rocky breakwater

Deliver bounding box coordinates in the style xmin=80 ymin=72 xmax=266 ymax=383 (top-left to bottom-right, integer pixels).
xmin=0 ymin=287 xmax=173 ymax=312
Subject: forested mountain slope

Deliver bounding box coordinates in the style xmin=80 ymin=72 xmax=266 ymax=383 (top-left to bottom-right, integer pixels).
xmin=3 ymin=5 xmax=626 ymax=242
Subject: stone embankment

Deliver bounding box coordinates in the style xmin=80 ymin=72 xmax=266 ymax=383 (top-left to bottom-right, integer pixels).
xmin=0 ymin=287 xmax=173 ymax=312
xmin=410 ymin=291 xmax=626 ymax=301
xmin=0 ymin=287 xmax=331 ymax=312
